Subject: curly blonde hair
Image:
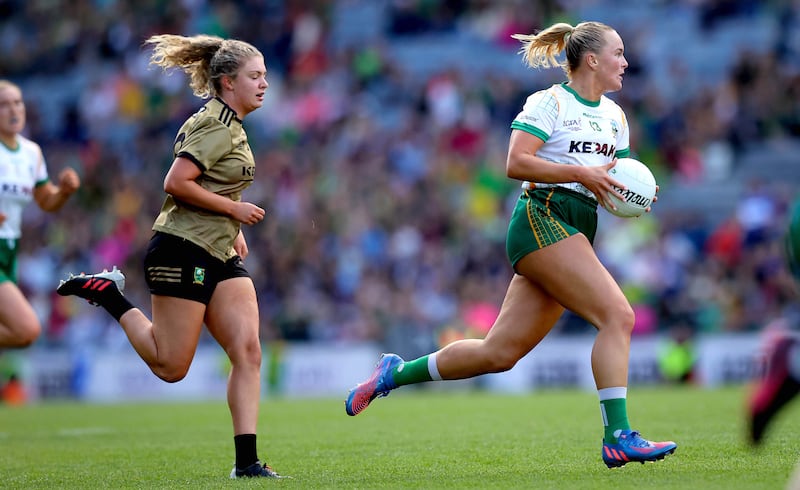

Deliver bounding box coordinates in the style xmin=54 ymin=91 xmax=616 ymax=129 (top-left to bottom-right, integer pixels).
xmin=145 ymin=34 xmax=262 ymax=98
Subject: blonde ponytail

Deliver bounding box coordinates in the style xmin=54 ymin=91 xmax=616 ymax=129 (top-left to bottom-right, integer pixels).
xmin=512 ymin=21 xmax=613 ymax=77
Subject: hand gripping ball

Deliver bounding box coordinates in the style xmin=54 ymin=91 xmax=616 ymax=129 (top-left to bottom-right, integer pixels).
xmin=604 ymin=158 xmax=657 ymax=218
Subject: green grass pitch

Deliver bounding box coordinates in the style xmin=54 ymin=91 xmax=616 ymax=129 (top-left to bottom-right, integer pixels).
xmin=0 ymin=385 xmax=798 ymax=489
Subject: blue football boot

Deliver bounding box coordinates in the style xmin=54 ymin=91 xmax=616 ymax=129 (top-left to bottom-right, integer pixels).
xmin=345 ymin=353 xmax=403 ymax=416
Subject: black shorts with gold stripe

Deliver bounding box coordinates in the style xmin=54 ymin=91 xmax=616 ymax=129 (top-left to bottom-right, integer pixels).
xmin=144 ymin=231 xmax=250 ymax=305
xmin=506 ymin=187 xmax=598 ymax=268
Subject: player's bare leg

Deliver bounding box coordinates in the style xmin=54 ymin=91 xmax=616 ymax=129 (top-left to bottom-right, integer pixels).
xmin=205 ymin=277 xmax=262 ymax=435
xmin=518 ymin=234 xmax=675 ymax=466
xmin=119 ymin=296 xmax=205 ymax=382
xmin=205 ymin=277 xmax=284 ymax=478
xmin=0 ymin=282 xmax=41 ymax=348
xmin=435 ymin=274 xmax=564 ymax=378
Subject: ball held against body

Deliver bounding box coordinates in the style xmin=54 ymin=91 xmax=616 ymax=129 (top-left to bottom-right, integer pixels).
xmin=604 ymin=158 xmax=657 ymax=218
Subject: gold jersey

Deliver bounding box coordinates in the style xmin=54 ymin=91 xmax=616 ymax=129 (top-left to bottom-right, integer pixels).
xmin=153 ymin=98 xmax=256 ymax=262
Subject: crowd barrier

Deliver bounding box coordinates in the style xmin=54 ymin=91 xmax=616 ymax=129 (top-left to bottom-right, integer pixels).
xmin=11 ymin=333 xmax=761 ymax=403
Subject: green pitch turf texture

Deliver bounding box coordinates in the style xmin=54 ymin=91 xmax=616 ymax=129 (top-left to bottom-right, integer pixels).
xmin=1 ymin=386 xmax=797 ymax=489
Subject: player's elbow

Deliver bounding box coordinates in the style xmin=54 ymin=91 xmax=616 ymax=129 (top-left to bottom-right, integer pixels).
xmin=163 ymin=176 xmax=178 ymax=196
xmin=505 ymin=155 xmax=527 ymax=181
xmin=163 ymin=178 xmax=193 ymax=201
xmin=33 ymin=186 xmax=60 ymax=212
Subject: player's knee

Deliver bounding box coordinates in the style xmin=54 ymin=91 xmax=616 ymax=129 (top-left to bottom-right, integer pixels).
xmin=10 ymin=322 xmax=41 ymax=348
xmin=600 ymin=302 xmax=635 ymax=336
xmin=221 ymin=332 xmax=263 ymax=371
xmin=619 ymin=303 xmax=636 ymax=335
xmin=230 ymin=340 xmax=262 ymax=368
xmin=153 ymin=364 xmax=190 ymax=383
xmin=484 ymin=349 xmax=521 ymax=373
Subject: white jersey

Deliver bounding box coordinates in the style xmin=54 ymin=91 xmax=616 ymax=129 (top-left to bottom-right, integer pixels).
xmin=511 ymin=83 xmax=630 ymax=200
xmin=0 ymin=135 xmax=48 ymax=239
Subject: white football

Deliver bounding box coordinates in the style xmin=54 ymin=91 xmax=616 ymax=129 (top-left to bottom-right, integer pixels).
xmin=604 ymin=158 xmax=656 ymax=218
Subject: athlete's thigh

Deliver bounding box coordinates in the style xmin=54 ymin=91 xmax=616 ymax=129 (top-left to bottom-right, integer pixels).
xmin=516 ymin=233 xmax=629 ymax=328
xmin=204 ymin=277 xmax=259 ymax=350
xmin=483 ymin=274 xmax=566 ymax=357
xmin=0 ymin=282 xmax=39 ymax=329
xmin=150 ymin=294 xmax=206 ymax=365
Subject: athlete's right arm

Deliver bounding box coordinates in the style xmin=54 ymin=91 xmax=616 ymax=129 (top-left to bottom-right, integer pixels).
xmin=508 ymin=90 xmax=593 ymax=186
xmin=163 ymin=157 xmax=265 ymax=225
xmin=506 ymin=130 xmax=581 ymax=183
xmin=506 ymin=130 xmax=625 ymax=211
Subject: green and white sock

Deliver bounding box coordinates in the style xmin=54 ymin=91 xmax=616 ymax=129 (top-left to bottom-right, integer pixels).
xmin=598 ymin=387 xmax=630 ymax=443
xmin=392 ymin=353 xmax=442 ymax=386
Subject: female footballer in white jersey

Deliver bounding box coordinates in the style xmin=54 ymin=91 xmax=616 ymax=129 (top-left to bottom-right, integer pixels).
xmin=345 ymin=21 xmax=677 ymax=468
xmin=0 ymin=80 xmax=80 ymax=348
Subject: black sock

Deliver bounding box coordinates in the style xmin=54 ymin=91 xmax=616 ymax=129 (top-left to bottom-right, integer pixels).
xmin=102 ymin=294 xmax=135 ymax=322
xmin=234 ymin=434 xmax=258 ymax=469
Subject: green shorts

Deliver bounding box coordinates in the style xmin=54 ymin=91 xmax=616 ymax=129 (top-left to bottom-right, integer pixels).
xmin=0 ymin=238 xmax=19 ymax=284
xmin=506 ymin=187 xmax=598 ymax=267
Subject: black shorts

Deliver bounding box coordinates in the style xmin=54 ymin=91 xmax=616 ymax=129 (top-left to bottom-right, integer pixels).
xmin=143 ymin=232 xmax=251 ymax=305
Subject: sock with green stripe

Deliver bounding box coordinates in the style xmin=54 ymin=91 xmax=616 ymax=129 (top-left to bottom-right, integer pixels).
xmin=599 ymin=387 xmax=631 ymax=443
xmin=391 ymin=353 xmax=442 ymax=386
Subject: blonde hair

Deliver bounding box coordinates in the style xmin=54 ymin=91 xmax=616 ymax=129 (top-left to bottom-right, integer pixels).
xmin=144 ymin=34 xmax=262 ymax=99
xmin=511 ymin=21 xmax=614 ymax=77
xmin=0 ymin=80 xmax=20 ymax=93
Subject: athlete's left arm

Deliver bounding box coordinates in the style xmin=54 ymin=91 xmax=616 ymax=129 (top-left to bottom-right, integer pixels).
xmin=33 ymin=167 xmax=80 ymax=212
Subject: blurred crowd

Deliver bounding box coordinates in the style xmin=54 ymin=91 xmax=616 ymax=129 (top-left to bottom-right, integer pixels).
xmin=2 ymin=0 xmax=800 ymax=357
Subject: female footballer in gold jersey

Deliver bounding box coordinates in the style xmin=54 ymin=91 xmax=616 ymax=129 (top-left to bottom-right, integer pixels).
xmin=58 ymin=34 xmax=283 ymax=479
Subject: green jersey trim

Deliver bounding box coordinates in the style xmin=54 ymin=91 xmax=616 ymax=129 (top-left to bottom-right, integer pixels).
xmin=510 ymin=121 xmax=549 ymax=142
xmin=615 ymin=147 xmax=631 ymax=158
xmin=560 ymin=83 xmax=601 ymax=107
xmin=0 ymin=140 xmax=20 ymax=152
